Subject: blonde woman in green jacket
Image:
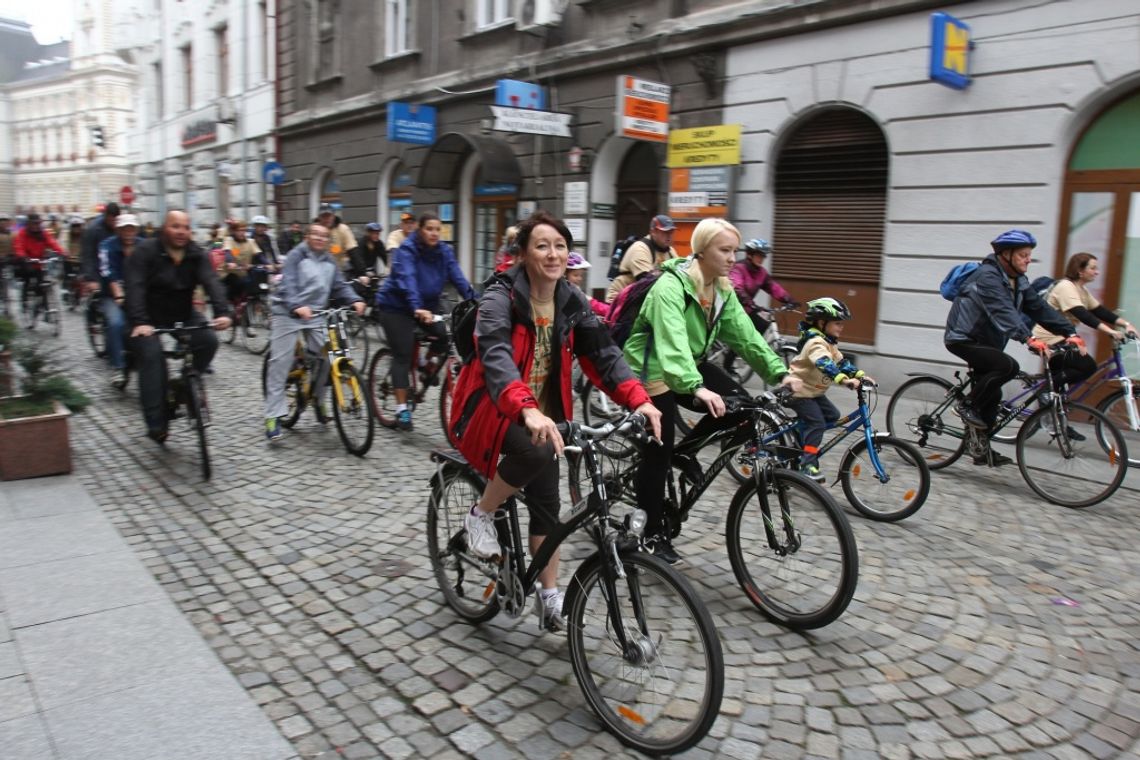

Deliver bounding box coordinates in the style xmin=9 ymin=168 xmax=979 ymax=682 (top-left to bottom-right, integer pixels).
xmin=623 ymin=217 xmax=800 ymax=564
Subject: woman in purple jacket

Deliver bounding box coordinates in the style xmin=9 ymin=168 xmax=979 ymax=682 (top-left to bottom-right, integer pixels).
xmin=724 ymin=238 xmax=797 ymax=373
xmin=375 ymin=213 xmax=476 ymax=431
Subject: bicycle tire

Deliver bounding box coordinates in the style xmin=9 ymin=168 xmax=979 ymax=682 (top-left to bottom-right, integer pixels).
xmin=1097 ymin=386 xmax=1140 ymax=468
xmin=725 ymin=469 xmax=858 ymax=629
xmin=262 ymin=352 xmax=306 ymax=428
xmin=885 ymin=375 xmax=966 ymax=470
xmin=368 ymin=348 xmax=411 ymax=428
xmin=579 ymin=384 xmax=637 ymax=459
xmin=839 ymin=434 xmax=930 ymax=522
xmin=242 ymin=301 xmax=271 ymax=355
xmin=225 ymin=312 xmax=239 ymax=344
xmin=48 ymin=284 xmax=61 ymax=337
xmin=426 ymin=464 xmax=500 ymax=624
xmin=186 ymin=374 xmax=211 ymax=480
xmin=1015 ymin=401 xmax=1128 ymax=508
xmin=86 ymin=298 xmax=106 ymax=358
xmin=565 ymin=436 xmax=641 ymax=509
xmin=566 ymin=550 xmax=723 ymax=756
xmin=344 ymin=312 xmax=371 ymax=368
xmin=331 ymin=361 xmax=374 ymax=457
xmin=725 ymin=410 xmax=796 ymax=485
xmin=438 ymin=355 xmax=459 ymax=442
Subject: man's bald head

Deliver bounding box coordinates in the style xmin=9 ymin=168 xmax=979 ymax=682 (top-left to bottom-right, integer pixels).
xmin=163 ymin=210 xmax=192 ymax=249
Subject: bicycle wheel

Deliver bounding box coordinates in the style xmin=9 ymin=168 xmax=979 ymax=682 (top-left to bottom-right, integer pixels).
xmin=427 ymin=464 xmax=500 ymax=624
xmin=565 ymin=438 xmax=641 ymax=508
xmin=344 ymin=313 xmax=371 ymax=368
xmin=262 ymin=352 xmax=305 ymax=428
xmin=48 ymin=285 xmax=62 ymax=337
xmin=566 ymin=550 xmax=723 ymax=756
xmin=438 ymin=355 xmax=460 ymax=441
xmin=725 ymin=410 xmax=796 ymax=485
xmin=368 ymin=348 xmax=409 ymax=428
xmin=186 ymin=374 xmax=211 ymax=480
xmin=331 ymin=361 xmax=374 ymax=456
xmin=86 ymin=298 xmax=106 ymax=358
xmin=839 ymin=434 xmax=930 ymax=522
xmin=579 ymin=384 xmax=637 ymax=459
xmin=242 ymin=301 xmax=271 ymax=355
xmin=725 ymin=469 xmax=858 ymax=629
xmin=225 ymin=311 xmax=239 ymax=344
xmin=885 ymin=375 xmax=966 ymax=470
xmin=1097 ymin=386 xmax=1140 ymax=468
xmin=1016 ymin=402 xmax=1128 ymax=508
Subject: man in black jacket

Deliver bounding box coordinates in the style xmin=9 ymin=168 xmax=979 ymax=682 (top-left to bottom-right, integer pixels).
xmin=79 ymin=203 xmax=120 ymax=294
xmin=125 ymin=209 xmax=233 ymax=443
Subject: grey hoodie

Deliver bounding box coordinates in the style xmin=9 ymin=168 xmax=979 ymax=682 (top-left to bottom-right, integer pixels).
xmin=272 ymin=242 xmax=360 ymax=319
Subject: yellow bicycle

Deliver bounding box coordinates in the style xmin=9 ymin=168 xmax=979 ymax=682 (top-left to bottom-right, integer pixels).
xmin=260 ymin=307 xmax=374 ymax=456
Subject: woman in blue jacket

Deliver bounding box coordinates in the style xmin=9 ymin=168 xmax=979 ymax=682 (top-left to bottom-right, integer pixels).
xmin=376 ymin=213 xmax=476 ymax=431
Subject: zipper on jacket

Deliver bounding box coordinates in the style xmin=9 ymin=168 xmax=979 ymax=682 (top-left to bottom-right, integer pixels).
xmin=453 ymin=387 xmax=486 ymax=442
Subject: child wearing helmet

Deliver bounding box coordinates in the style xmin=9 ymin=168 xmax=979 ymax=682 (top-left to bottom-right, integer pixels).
xmin=787 ymin=297 xmax=873 ymax=481
xmin=564 ymin=252 xmax=608 ymax=318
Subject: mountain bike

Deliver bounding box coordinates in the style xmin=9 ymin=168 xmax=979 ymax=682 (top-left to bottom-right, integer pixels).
xmin=152 ymin=324 xmax=214 ymax=480
xmin=567 ymin=390 xmax=859 ymax=629
xmin=260 ymin=307 xmax=375 ymax=456
xmin=20 ymin=257 xmax=63 ymax=336
xmin=369 ymin=314 xmax=458 ymax=437
xmin=224 ymin=266 xmax=272 ymax=355
xmin=427 ymin=414 xmax=723 ymax=756
xmin=726 ymin=379 xmax=931 ymax=522
xmin=886 ymin=344 xmax=1129 ymax=508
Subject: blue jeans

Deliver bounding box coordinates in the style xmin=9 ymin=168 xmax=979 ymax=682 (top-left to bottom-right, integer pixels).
xmin=101 ymin=297 xmax=127 ymax=369
xmin=788 ymin=395 xmax=840 ymax=466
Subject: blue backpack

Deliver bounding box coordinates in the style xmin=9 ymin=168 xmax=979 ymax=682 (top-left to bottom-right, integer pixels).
xmin=940 ymin=261 xmax=981 ymax=301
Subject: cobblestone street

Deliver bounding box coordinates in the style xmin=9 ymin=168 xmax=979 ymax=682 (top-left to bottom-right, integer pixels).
xmin=35 ymin=312 xmax=1140 ymax=758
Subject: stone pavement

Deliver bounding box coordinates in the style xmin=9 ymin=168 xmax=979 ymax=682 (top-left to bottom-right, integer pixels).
xmin=3 ymin=310 xmax=1140 ymax=759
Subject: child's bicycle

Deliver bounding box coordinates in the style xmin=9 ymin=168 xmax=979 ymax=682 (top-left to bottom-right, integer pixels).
xmin=567 ymin=389 xmax=859 ymax=630
xmin=427 ymin=413 xmax=723 ymax=756
xmin=727 ymin=378 xmax=931 ymax=522
xmin=368 ymin=314 xmax=458 ymax=437
xmin=885 ymin=343 xmax=1129 ymax=508
xmin=259 ymin=307 xmax=375 ymax=456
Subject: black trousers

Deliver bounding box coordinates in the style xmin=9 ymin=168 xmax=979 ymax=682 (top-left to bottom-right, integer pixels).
xmin=498 ymin=422 xmax=560 ymax=535
xmin=637 ymin=362 xmax=747 ymax=538
xmin=945 ymin=341 xmax=1019 ymax=428
xmin=378 ymin=310 xmax=448 ymax=390
xmin=1048 ymin=348 xmax=1097 ymax=391
xmin=130 ymin=314 xmax=217 ymax=431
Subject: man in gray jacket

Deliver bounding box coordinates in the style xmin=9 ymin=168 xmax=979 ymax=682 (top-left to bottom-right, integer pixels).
xmin=263 ymin=224 xmax=364 ymax=442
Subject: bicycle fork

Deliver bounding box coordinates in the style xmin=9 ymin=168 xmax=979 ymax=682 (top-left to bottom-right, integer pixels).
xmin=755 ymin=468 xmax=802 ymax=555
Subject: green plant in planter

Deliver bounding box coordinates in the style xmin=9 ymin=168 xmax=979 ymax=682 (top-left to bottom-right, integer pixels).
xmin=0 ymin=315 xmax=16 ymax=350
xmin=0 ymin=337 xmax=91 ymax=418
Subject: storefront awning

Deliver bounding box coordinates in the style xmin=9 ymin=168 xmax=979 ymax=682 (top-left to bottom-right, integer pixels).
xmin=417 ymin=132 xmax=522 ymax=189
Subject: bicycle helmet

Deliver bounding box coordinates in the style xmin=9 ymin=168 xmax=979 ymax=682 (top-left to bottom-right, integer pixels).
xmin=566 ymin=253 xmax=591 ymax=270
xmin=365 ymin=222 xmax=383 ymax=232
xmin=990 ymin=229 xmax=1037 ymax=252
xmin=744 ymin=238 xmax=773 ymax=256
xmin=251 ymin=215 xmax=271 ymax=226
xmin=805 ymin=297 xmax=852 ymax=322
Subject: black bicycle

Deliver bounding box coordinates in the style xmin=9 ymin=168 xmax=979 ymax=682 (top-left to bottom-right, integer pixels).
xmin=428 ymin=414 xmax=724 ymax=756
xmin=568 ymin=389 xmax=859 ymax=630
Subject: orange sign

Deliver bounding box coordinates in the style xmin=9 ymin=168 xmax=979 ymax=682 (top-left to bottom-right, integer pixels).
xmin=617 ymin=76 xmax=670 ymax=142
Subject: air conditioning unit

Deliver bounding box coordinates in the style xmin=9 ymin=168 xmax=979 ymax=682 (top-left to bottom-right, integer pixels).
xmin=515 ymin=0 xmax=564 ymax=33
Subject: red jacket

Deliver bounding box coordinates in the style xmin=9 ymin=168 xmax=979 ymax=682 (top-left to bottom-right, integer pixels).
xmin=12 ymin=228 xmax=63 ymax=265
xmin=449 ymin=268 xmax=650 ymax=478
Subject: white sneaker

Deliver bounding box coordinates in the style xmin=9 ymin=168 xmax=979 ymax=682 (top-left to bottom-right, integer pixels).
xmin=464 ymin=506 xmax=500 ymax=559
xmin=540 ymin=589 xmax=565 ymax=631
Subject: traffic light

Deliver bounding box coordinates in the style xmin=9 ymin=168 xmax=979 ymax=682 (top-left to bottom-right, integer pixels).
xmin=91 ymin=126 xmax=105 ymax=149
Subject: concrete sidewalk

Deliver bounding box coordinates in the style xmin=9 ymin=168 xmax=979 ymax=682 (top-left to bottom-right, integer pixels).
xmin=0 ymin=475 xmax=297 ymax=760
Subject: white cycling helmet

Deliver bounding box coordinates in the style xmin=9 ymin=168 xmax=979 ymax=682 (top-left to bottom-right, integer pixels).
xmin=251 ymin=215 xmax=271 ymax=226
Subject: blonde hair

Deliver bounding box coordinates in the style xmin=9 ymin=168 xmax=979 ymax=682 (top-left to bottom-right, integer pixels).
xmin=687 ymin=217 xmax=739 ymax=292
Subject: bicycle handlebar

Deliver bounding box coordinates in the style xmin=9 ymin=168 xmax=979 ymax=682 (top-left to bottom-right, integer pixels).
xmin=559 ymin=412 xmax=648 ymax=452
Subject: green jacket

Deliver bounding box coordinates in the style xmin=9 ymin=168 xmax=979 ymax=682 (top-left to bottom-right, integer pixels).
xmin=623 ymin=257 xmax=787 ymax=394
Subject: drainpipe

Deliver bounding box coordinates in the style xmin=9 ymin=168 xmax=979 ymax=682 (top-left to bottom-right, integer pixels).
xmin=239 ymin=0 xmax=249 ymax=215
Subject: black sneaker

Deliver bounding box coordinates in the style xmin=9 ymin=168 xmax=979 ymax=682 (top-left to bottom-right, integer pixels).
xmin=973 ymin=450 xmax=1013 ymax=467
xmin=1066 ymin=426 xmax=1086 ymax=442
xmin=146 ymin=428 xmax=168 ymax=446
xmin=955 ymin=402 xmax=986 ymax=429
xmin=652 ymin=538 xmax=681 ymax=565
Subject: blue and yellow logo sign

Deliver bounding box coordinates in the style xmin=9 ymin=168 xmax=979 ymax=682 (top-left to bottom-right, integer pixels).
xmin=930 ymin=12 xmax=971 ymax=90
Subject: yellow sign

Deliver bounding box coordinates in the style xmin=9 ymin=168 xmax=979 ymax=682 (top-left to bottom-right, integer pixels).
xmin=666 ymin=125 xmax=742 ymax=168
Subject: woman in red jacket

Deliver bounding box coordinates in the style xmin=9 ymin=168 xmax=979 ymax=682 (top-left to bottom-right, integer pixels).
xmin=448 ymin=210 xmax=661 ymax=630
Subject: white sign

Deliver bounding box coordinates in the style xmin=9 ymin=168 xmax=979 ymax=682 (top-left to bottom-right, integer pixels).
xmin=564 ymin=218 xmax=587 ymax=243
xmin=564 ymin=182 xmax=588 ymax=215
xmin=517 ymin=201 xmax=537 ymax=220
xmin=491 ymin=106 xmax=573 ymax=137
xmin=616 ymin=75 xmax=671 ymax=142
xmin=669 ymin=192 xmax=709 ymax=210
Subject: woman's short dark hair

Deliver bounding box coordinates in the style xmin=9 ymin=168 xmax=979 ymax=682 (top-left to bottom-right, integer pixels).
xmin=1065 ymin=252 xmax=1097 ymax=281
xmin=418 ymin=212 xmax=440 ymax=228
xmin=515 ymin=210 xmax=573 ymax=254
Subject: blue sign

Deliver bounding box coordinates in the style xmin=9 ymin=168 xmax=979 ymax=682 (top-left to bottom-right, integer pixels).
xmin=930 ymin=12 xmax=972 ymax=90
xmin=474 ymin=183 xmax=519 ymax=197
xmin=389 ymin=197 xmax=412 ymax=209
xmin=439 ymin=203 xmax=454 ymax=222
xmin=387 ymin=102 xmax=437 ymax=145
xmin=262 ymin=161 xmax=286 ymax=185
xmin=495 ymin=79 xmax=546 ymax=110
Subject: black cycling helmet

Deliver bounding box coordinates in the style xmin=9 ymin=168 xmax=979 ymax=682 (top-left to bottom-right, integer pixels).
xmin=990 ymin=229 xmax=1037 ymax=252
xmin=744 ymin=238 xmax=773 ymax=256
xmin=805 ymin=297 xmax=852 ymax=322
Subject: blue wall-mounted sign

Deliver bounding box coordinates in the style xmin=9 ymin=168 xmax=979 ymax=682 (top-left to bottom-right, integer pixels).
xmin=475 ymin=183 xmax=519 ymax=197
xmin=930 ymin=12 xmax=972 ymax=90
xmin=494 ymin=79 xmax=546 ymax=110
xmin=387 ymin=102 xmax=437 ymax=145
xmin=262 ymin=161 xmax=286 ymax=186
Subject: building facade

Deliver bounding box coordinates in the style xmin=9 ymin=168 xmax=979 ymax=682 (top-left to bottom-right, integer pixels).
xmin=0 ymin=5 xmax=135 ymax=217
xmin=122 ymin=0 xmax=276 ymax=233
xmin=275 ymin=0 xmax=1140 ymax=385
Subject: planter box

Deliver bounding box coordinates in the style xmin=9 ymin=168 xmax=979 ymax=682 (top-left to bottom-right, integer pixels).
xmin=0 ymin=350 xmax=11 ymax=396
xmin=0 ymin=400 xmax=71 ymax=480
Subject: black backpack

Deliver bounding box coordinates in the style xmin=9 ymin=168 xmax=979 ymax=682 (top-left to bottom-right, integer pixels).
xmin=606 ymin=235 xmax=643 ymax=280
xmin=450 ymin=298 xmax=479 ymax=364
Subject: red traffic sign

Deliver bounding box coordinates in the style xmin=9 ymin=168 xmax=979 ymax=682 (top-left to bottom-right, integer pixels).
xmin=119 ymin=185 xmax=135 ymax=205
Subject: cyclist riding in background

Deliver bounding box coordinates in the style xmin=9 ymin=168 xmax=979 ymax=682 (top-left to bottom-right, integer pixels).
xmin=622 ymin=217 xmax=800 ymax=565
xmin=317 ymin=205 xmax=358 ymax=272
xmin=263 ymin=223 xmax=365 ymax=444
xmin=375 ymin=212 xmax=476 ymax=432
xmin=724 ymin=238 xmax=798 ymax=372
xmin=350 ymin=222 xmax=388 ymax=282
xmin=125 ymin=210 xmax=233 ymax=445
xmin=944 ymin=229 xmax=1079 ymax=466
xmin=605 ymin=214 xmax=678 ymax=303
xmin=449 ymin=210 xmax=661 ymax=630
xmin=250 ymin=216 xmax=280 ymax=270
xmin=386 ymin=212 xmax=416 ymax=255
xmin=1031 ymin=252 xmax=1137 ymax=392
xmin=564 ymin=253 xmax=608 ymax=318
xmin=12 ymin=212 xmax=64 ymax=312
xmin=220 ymin=219 xmax=261 ymax=303
xmin=98 ymin=214 xmax=142 ymax=376
xmin=79 ymin=203 xmax=120 ymax=296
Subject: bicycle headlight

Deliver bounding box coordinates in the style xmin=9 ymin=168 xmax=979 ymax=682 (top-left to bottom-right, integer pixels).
xmin=625 ymin=509 xmax=647 ymax=537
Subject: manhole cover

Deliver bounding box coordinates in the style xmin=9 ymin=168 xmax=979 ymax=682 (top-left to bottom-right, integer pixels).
xmin=373 ymin=558 xmax=414 ymax=578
